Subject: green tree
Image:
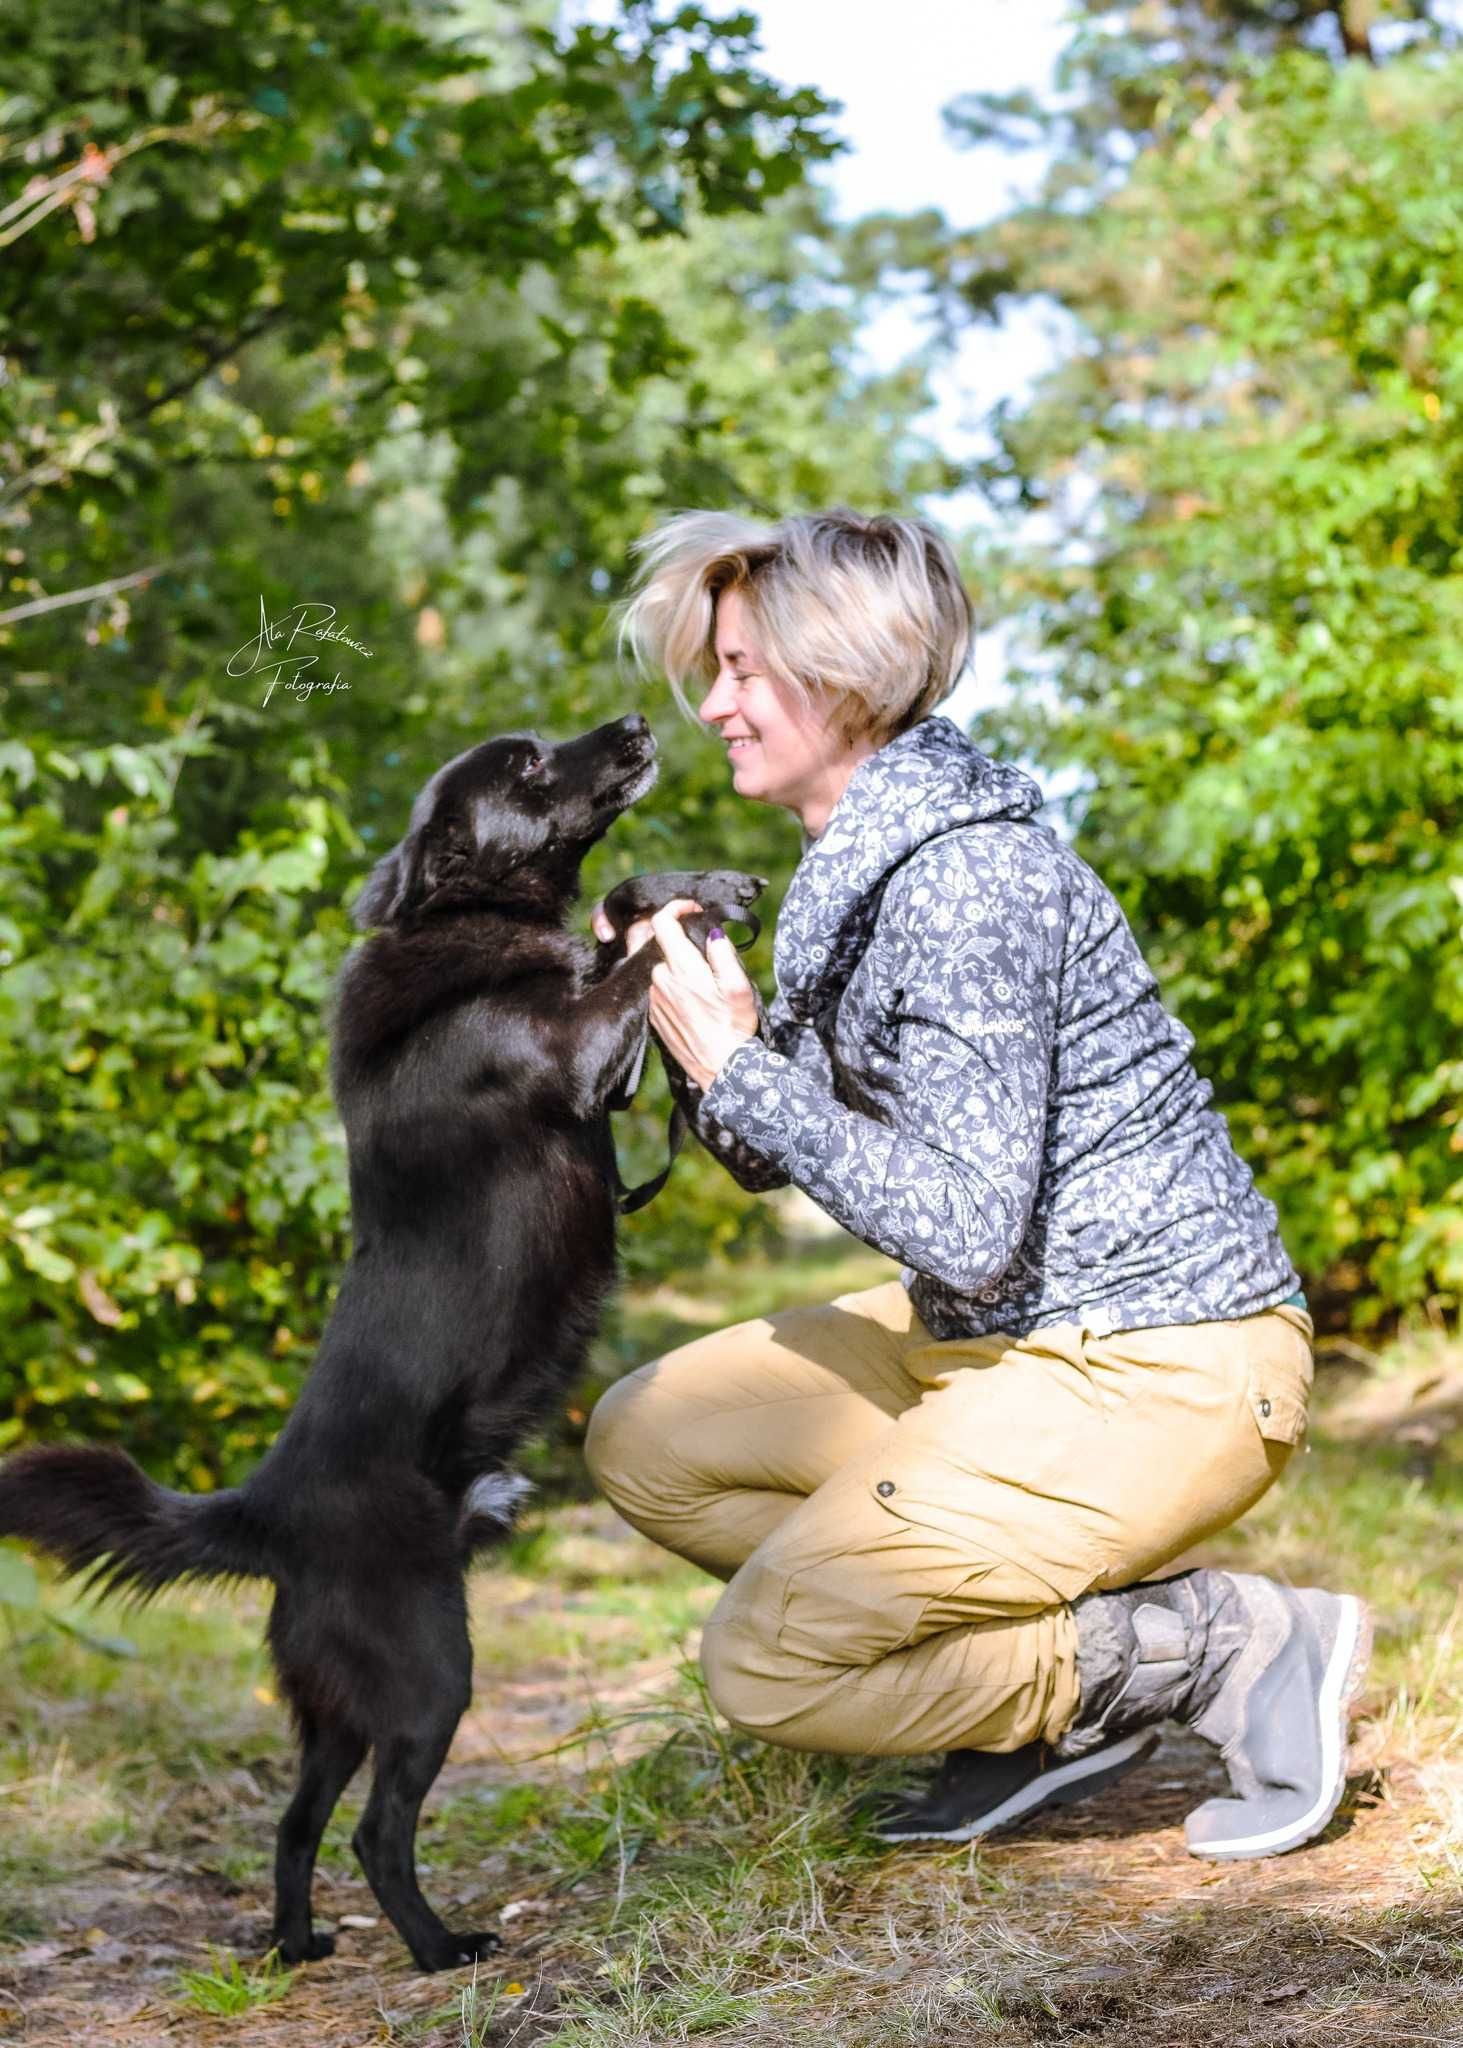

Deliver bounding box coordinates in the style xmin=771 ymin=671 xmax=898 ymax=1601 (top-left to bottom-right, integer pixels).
xmin=929 ymin=10 xmax=1463 ymax=1323
xmin=0 ymin=0 xmax=835 ymax=782
xmin=0 ymin=2 xmax=961 ymax=1473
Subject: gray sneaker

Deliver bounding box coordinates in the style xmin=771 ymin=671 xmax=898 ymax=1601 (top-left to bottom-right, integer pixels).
xmin=1056 ymin=1569 xmax=1372 ymax=1861
xmin=1184 ymin=1583 xmax=1372 ymax=1859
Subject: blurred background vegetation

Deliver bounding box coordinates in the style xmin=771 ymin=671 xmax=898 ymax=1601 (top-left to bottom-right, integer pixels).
xmin=1 ymin=0 xmax=1460 ymax=1484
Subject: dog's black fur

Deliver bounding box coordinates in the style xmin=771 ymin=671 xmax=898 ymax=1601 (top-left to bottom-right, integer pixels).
xmin=0 ymin=714 xmax=764 ymax=1973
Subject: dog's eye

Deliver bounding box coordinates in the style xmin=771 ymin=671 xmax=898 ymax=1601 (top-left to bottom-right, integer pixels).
xmin=519 ymin=754 xmax=545 ymax=781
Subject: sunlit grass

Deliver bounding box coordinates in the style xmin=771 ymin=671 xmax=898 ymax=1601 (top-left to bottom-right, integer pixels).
xmin=0 ymin=1247 xmax=1458 ymax=2044
xmin=172 ymin=1943 xmax=296 ymax=2015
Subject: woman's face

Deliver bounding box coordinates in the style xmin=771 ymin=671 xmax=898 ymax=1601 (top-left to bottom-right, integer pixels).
xmin=697 ymin=587 xmax=876 ymax=835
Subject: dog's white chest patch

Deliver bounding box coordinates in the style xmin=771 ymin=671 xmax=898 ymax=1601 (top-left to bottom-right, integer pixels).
xmin=465 ymin=1472 xmax=534 ymax=1525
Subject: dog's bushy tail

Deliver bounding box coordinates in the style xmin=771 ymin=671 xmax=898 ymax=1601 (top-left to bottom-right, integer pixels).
xmin=0 ymin=1444 xmax=275 ymax=1604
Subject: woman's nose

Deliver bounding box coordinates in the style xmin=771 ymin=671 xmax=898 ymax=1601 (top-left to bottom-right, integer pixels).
xmin=699 ymin=673 xmax=734 ymax=725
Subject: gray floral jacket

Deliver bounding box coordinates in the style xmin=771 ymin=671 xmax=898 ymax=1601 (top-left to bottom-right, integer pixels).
xmin=667 ymin=715 xmax=1299 ymax=1341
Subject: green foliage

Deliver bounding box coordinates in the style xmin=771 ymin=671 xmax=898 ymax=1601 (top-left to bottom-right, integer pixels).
xmin=0 ymin=3 xmax=956 ymax=1469
xmin=942 ymin=0 xmax=1444 ymax=178
xmin=0 ymin=724 xmax=359 ymax=1482
xmin=0 ymin=0 xmax=838 ymax=590
xmin=968 ymin=39 xmax=1463 ymax=1322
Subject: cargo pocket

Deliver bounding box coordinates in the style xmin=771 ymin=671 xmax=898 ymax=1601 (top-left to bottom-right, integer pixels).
xmin=860 ymin=1443 xmax=1101 ymax=1615
xmin=1242 ymin=1303 xmax=1315 ymax=1448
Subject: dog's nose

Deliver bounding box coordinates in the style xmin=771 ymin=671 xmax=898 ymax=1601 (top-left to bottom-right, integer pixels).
xmin=618 ymin=713 xmax=650 ymax=739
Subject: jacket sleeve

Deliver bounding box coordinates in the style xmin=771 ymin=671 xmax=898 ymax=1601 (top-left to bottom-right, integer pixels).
xmin=696 ymin=833 xmax=1061 ymax=1291
xmin=660 ymin=981 xmax=834 ymax=1195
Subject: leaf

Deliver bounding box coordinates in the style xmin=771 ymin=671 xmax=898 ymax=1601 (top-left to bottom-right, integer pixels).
xmin=0 ymin=1545 xmax=41 ymax=1609
xmin=105 ymin=745 xmax=170 ymax=803
xmin=78 ymin=1270 xmax=125 ymax=1327
xmin=0 ymin=742 xmax=37 ymax=791
xmin=14 ymin=1235 xmax=77 ymax=1285
xmin=46 ymin=1611 xmax=140 ymax=1658
xmin=255 ymin=846 xmax=326 ymax=892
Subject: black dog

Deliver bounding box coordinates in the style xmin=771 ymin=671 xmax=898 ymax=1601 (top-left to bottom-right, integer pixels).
xmin=0 ymin=714 xmax=763 ymax=1972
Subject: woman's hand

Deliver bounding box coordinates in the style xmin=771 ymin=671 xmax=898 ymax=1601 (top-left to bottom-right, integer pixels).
xmin=645 ymin=899 xmax=759 ymax=1091
xmin=590 ymin=898 xmax=678 ymax=956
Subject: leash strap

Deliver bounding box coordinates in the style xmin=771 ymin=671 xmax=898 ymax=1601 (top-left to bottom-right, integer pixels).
xmin=615 ymin=1100 xmax=691 ymax=1214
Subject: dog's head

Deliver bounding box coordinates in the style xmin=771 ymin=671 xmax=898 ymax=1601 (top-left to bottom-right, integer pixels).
xmin=352 ymin=713 xmax=658 ymax=929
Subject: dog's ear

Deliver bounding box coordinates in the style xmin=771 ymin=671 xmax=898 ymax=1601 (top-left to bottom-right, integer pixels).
xmin=351 ymin=823 xmax=474 ymax=928
xmin=352 ymin=840 xmax=415 ymax=929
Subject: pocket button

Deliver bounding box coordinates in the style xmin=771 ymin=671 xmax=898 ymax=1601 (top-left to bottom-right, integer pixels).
xmin=876 ymin=1480 xmax=896 ymax=1499
xmin=1259 ymin=1398 xmax=1272 ymax=1419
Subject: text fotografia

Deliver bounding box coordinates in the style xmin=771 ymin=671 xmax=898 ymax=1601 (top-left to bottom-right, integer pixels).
xmin=227 ymin=599 xmax=374 ymax=708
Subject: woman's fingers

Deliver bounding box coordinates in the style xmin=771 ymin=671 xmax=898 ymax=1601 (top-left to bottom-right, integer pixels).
xmin=704 ymin=930 xmax=759 ymax=1036
xmin=647 ymin=900 xmax=709 ymax=973
xmin=590 ymin=897 xmax=701 ymax=952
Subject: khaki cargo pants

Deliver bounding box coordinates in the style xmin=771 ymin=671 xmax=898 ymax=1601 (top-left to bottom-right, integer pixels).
xmin=585 ymin=1280 xmax=1314 ymax=1756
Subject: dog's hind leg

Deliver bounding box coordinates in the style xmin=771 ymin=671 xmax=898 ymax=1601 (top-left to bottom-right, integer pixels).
xmin=352 ymin=1667 xmax=500 ymax=1974
xmin=270 ymin=1715 xmax=369 ymax=1964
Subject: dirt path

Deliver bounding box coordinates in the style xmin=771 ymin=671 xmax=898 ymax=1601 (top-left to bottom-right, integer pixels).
xmin=1 ymin=1499 xmax=1459 ymax=2047
xmin=4 ymin=1715 xmax=1457 ymax=2046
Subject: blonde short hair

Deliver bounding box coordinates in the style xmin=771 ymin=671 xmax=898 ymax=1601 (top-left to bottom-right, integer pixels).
xmin=613 ymin=507 xmax=974 ymax=746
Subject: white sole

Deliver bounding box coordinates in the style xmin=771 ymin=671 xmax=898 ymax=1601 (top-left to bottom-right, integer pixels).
xmin=874 ymin=1728 xmax=1160 ymax=1845
xmin=1188 ymin=1592 xmax=1372 ymax=1860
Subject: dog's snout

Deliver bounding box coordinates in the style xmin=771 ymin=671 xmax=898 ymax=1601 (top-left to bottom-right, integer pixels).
xmin=615 ymin=713 xmax=655 ymax=768
xmin=617 ymin=713 xmax=654 ymax=759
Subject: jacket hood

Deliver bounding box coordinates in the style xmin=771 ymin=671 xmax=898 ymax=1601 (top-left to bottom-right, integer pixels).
xmin=773 ymin=715 xmax=1044 ymax=1021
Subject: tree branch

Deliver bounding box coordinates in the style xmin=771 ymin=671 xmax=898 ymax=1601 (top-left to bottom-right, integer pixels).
xmin=0 ymin=562 xmax=169 ymax=629
xmin=0 ymin=109 xmax=241 ymax=250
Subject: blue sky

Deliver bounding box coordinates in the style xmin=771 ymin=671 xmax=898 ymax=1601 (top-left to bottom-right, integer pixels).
xmin=735 ymin=2 xmax=1075 ymax=722
xmin=748 ymin=0 xmax=1069 ymax=396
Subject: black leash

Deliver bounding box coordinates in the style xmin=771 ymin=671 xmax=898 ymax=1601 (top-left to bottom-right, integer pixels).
xmin=614 ymin=1098 xmax=691 ymax=1215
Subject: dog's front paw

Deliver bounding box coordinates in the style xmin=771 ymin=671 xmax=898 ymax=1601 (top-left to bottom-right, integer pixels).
xmin=684 ymin=868 xmax=767 ymax=947
xmin=692 ymin=867 xmax=768 ymax=911
xmin=600 ymin=870 xmax=700 ymax=930
xmin=601 ymin=868 xmax=765 ymax=929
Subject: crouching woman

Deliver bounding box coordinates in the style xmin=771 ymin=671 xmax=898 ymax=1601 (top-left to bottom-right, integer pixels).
xmin=586 ymin=507 xmax=1369 ymax=1857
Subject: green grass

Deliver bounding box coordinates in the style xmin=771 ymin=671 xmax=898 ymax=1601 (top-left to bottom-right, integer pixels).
xmin=172 ymin=1944 xmax=296 ymax=2015
xmin=0 ymin=1573 xmax=283 ymax=1912
xmin=0 ymin=1245 xmax=1459 ymax=2046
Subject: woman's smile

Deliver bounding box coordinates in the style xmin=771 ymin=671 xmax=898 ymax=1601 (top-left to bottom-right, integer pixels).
xmin=699 ymin=587 xmax=876 ymax=834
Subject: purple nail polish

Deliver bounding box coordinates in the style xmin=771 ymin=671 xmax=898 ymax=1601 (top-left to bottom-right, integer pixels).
xmin=707 ymin=925 xmax=724 ymax=943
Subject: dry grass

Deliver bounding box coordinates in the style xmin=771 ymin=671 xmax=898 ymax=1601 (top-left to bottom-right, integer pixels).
xmin=0 ymin=1255 xmax=1459 ymax=2047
